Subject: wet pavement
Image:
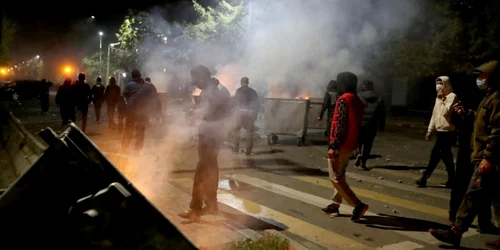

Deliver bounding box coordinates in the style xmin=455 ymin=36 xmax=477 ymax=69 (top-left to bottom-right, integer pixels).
xmin=3 ymin=99 xmax=498 ymax=250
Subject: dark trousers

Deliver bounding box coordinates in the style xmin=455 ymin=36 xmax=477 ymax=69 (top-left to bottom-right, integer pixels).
xmin=190 ymin=134 xmax=221 ymax=211
xmin=230 ymin=111 xmax=256 ymax=154
xmin=422 ymin=131 xmax=456 ymax=183
xmin=358 ymin=124 xmax=377 ymax=165
xmin=117 ymin=111 xmax=126 ymax=133
xmin=325 ymin=118 xmax=332 ymax=137
xmin=454 ymin=166 xmax=500 ymax=232
xmin=76 ymin=106 xmax=88 ymax=132
xmin=94 ymin=100 xmax=103 ymax=122
xmin=60 ymin=105 xmax=75 ymax=126
xmin=40 ymin=94 xmax=49 ymax=113
xmin=121 ymin=115 xmax=147 ymax=151
xmin=107 ymin=101 xmax=117 ymax=128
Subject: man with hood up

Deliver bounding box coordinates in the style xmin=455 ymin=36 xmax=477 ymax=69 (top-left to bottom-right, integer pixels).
xmin=178 ymin=65 xmax=231 ymax=221
xmin=71 ymin=73 xmax=92 ymax=132
xmin=416 ymin=76 xmax=458 ymax=188
xmin=355 ymin=80 xmax=386 ymax=170
xmin=104 ymin=77 xmax=121 ymax=129
xmin=321 ymin=71 xmax=369 ymax=222
xmin=91 ymin=77 xmax=105 ymax=123
xmin=318 ymin=80 xmax=339 ymax=137
xmin=55 ymin=77 xmax=75 ymax=125
xmin=430 ymin=61 xmax=500 ymax=249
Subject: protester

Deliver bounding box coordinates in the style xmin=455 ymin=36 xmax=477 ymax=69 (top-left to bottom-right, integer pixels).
xmin=71 ymin=73 xmax=92 ymax=132
xmin=39 ymin=79 xmax=52 ymax=114
xmin=55 ymin=77 xmax=75 ymax=126
xmin=91 ymin=77 xmax=105 ymax=123
xmin=318 ymin=80 xmax=339 ymax=138
xmin=416 ymin=76 xmax=458 ymax=188
xmin=321 ymin=71 xmax=368 ymax=221
xmin=104 ymin=77 xmax=121 ymax=129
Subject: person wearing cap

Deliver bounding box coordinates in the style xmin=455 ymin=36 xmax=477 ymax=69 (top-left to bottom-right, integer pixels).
xmin=178 ymin=65 xmax=231 ymax=221
xmin=91 ymin=77 xmax=105 ymax=123
xmin=71 ymin=73 xmax=92 ymax=132
xmin=430 ymin=60 xmax=500 ymax=248
xmin=416 ymin=76 xmax=458 ymax=188
xmin=228 ymin=76 xmax=259 ymax=156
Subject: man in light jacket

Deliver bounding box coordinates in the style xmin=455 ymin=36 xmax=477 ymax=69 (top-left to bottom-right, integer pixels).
xmin=416 ymin=76 xmax=458 ymax=188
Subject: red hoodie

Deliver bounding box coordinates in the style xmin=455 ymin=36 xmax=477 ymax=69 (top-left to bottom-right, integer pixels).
xmin=329 ymin=92 xmax=364 ymax=151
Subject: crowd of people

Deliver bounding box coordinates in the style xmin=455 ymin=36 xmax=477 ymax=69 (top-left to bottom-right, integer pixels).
xmin=48 ymin=60 xmax=500 ymax=248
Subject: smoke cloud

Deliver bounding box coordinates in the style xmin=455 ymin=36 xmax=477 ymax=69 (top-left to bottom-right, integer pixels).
xmin=137 ymin=0 xmax=421 ymax=98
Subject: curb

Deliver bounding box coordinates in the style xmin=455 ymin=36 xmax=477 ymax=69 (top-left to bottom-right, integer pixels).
xmin=264 ymin=229 xmax=322 ymax=250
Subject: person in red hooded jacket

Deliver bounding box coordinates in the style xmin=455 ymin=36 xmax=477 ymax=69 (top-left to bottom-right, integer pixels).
xmin=321 ymin=71 xmax=369 ymax=222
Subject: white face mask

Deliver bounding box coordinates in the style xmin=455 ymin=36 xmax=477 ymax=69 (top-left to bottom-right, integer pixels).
xmin=476 ymin=78 xmax=486 ymax=90
xmin=436 ymin=84 xmax=444 ymax=92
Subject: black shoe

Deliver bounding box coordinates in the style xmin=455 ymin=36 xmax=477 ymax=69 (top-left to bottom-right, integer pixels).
xmin=178 ymin=209 xmax=201 ymax=221
xmin=429 ymin=228 xmax=462 ymax=246
xmin=416 ymin=177 xmax=427 ymax=188
xmin=351 ymin=203 xmax=369 ymax=222
xmin=201 ymin=206 xmax=219 ymax=216
xmin=321 ymin=204 xmax=340 ymax=217
xmin=354 ymin=155 xmax=362 ymax=167
xmin=358 ymin=164 xmax=369 ymax=171
xmin=485 ymin=240 xmax=500 ymax=249
xmin=477 ymin=222 xmax=500 ymax=234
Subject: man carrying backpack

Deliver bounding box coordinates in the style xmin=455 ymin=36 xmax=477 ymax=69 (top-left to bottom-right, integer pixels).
xmin=355 ymin=80 xmax=386 ymax=170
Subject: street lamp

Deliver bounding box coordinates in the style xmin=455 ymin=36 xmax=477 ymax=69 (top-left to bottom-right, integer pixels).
xmin=91 ymin=16 xmax=95 ymax=19
xmin=64 ymin=66 xmax=72 ymax=74
xmin=36 ymin=55 xmax=40 ymax=59
xmin=99 ymin=31 xmax=103 ymax=75
xmin=106 ymin=42 xmax=120 ymax=83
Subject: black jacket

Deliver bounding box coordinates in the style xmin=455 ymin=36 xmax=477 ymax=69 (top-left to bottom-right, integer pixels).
xmin=358 ymin=90 xmax=385 ymax=129
xmin=234 ymin=86 xmax=259 ymax=113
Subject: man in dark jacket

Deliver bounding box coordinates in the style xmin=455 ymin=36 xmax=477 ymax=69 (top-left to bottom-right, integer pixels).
xmin=121 ymin=69 xmax=159 ymax=152
xmin=178 ymin=65 xmax=231 ymax=221
xmin=55 ymin=77 xmax=75 ymax=125
xmin=318 ymin=80 xmax=339 ymax=137
xmin=430 ymin=60 xmax=500 ymax=248
xmin=355 ymin=80 xmax=386 ymax=170
xmin=91 ymin=77 xmax=105 ymax=123
xmin=229 ymin=77 xmax=259 ymax=155
xmin=321 ymin=72 xmax=368 ymax=222
xmin=104 ymin=77 xmax=121 ymax=129
xmin=71 ymin=73 xmax=92 ymax=132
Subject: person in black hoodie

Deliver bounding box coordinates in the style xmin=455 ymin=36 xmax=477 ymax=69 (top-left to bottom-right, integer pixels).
xmin=91 ymin=77 xmax=105 ymax=123
xmin=55 ymin=77 xmax=75 ymax=125
xmin=318 ymin=80 xmax=339 ymax=137
xmin=71 ymin=73 xmax=92 ymax=132
xmin=104 ymin=77 xmax=121 ymax=129
xmin=355 ymin=80 xmax=386 ymax=170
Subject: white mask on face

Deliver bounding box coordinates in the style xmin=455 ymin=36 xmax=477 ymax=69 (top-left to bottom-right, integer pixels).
xmin=436 ymin=84 xmax=444 ymax=92
xmin=476 ymin=78 xmax=486 ymax=90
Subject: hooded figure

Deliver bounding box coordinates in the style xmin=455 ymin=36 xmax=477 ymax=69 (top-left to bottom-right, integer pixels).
xmin=91 ymin=77 xmax=105 ymax=123
xmin=322 ymin=71 xmax=369 ymax=221
xmin=416 ymin=76 xmax=458 ymax=188
xmin=104 ymin=77 xmax=121 ymax=128
xmin=355 ymin=80 xmax=386 ymax=170
xmin=71 ymin=73 xmax=92 ymax=132
xmin=55 ymin=77 xmax=75 ymax=125
xmin=430 ymin=61 xmax=500 ymax=247
xmin=39 ymin=79 xmax=52 ymax=114
xmin=318 ymin=80 xmax=339 ymax=137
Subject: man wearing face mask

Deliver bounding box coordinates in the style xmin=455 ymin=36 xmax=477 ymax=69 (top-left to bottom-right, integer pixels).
xmin=430 ymin=60 xmax=500 ymax=248
xmin=416 ymin=76 xmax=458 ymax=188
xmin=178 ymin=65 xmax=231 ymax=221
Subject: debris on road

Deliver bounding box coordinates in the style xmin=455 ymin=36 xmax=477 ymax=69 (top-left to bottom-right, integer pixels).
xmin=377 ymin=176 xmax=384 ymax=180
xmin=357 ymin=179 xmax=362 ymax=182
xmin=384 ymin=205 xmax=389 ymax=208
xmin=392 ymin=209 xmax=398 ymax=213
xmin=398 ymin=180 xmax=403 ymax=183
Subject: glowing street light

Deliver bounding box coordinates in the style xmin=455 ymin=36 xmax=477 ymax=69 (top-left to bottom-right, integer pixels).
xmin=64 ymin=66 xmax=72 ymax=74
xmin=99 ymin=31 xmax=103 ymax=75
xmin=91 ymin=16 xmax=95 ymax=19
xmin=0 ymin=68 xmax=7 ymax=75
xmin=36 ymin=55 xmax=40 ymax=59
xmin=99 ymin=31 xmax=103 ymax=36
xmin=122 ymin=73 xmax=126 ymax=78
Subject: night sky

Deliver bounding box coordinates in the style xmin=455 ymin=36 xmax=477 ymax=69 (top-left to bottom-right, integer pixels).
xmin=2 ymin=0 xmax=195 ymax=79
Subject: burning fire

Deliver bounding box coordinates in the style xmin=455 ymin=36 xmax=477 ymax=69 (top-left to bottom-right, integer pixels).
xmin=192 ymin=88 xmax=201 ymax=96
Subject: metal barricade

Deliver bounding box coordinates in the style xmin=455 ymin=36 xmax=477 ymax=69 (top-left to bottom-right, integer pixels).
xmin=264 ymin=98 xmax=310 ymax=146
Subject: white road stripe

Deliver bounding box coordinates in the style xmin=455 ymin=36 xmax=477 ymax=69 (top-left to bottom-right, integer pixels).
xmin=227 ymin=174 xmax=478 ymax=246
xmin=377 ymin=241 xmax=424 ymax=250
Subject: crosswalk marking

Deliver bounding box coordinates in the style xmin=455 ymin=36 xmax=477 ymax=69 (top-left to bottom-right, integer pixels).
xmin=370 ymin=167 xmax=446 ymax=186
xmin=172 ymin=178 xmax=374 ymax=250
xmin=376 ymin=241 xmax=424 ymax=250
xmin=227 ymin=174 xmax=478 ymax=245
xmin=291 ymin=175 xmax=450 ymax=219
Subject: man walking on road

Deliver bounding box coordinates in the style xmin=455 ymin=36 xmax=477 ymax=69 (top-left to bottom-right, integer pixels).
xmin=104 ymin=77 xmax=121 ymax=129
xmin=416 ymin=76 xmax=458 ymax=188
xmin=178 ymin=65 xmax=231 ymax=221
xmin=321 ymin=71 xmax=369 ymax=222
xmin=91 ymin=77 xmax=105 ymax=124
xmin=229 ymin=77 xmax=259 ymax=156
xmin=355 ymin=80 xmax=386 ymax=170
xmin=430 ymin=60 xmax=500 ymax=248
xmin=318 ymin=80 xmax=339 ymax=138
xmin=71 ymin=73 xmax=92 ymax=133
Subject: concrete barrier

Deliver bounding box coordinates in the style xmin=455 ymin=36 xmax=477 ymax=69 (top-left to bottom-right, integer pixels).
xmin=0 ymin=104 xmax=46 ymax=177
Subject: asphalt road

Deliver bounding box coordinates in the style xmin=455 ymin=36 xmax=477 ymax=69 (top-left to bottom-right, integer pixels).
xmin=4 ymin=98 xmax=499 ymax=250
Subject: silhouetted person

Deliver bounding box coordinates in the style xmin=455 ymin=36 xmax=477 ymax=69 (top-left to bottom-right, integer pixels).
xmin=121 ymin=69 xmax=159 ymax=152
xmin=318 ymin=80 xmax=339 ymax=137
xmin=71 ymin=73 xmax=92 ymax=132
xmin=117 ymin=95 xmax=126 ymax=133
xmin=104 ymin=77 xmax=121 ymax=129
xmin=144 ymin=77 xmax=163 ymax=124
xmin=229 ymin=77 xmax=259 ymax=155
xmin=55 ymin=77 xmax=75 ymax=125
xmin=178 ymin=65 xmax=231 ymax=221
xmin=91 ymin=77 xmax=105 ymax=123
xmin=39 ymin=79 xmax=52 ymax=114
xmin=355 ymin=80 xmax=386 ymax=170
